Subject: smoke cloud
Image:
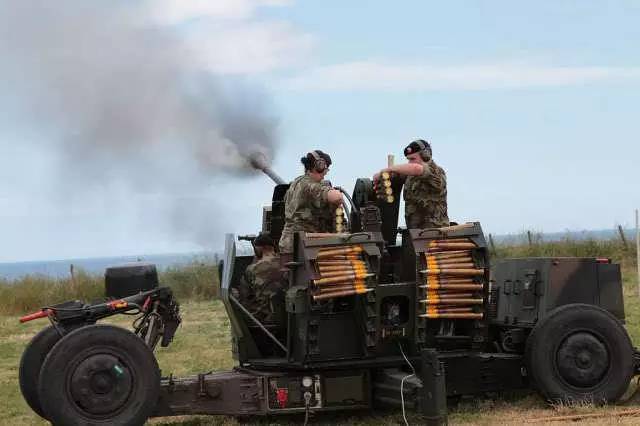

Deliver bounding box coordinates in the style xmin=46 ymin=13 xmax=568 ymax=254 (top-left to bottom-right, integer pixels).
xmin=0 ymin=1 xmax=280 ymax=251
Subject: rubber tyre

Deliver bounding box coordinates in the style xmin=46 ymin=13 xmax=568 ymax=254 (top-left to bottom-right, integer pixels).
xmin=38 ymin=324 xmax=160 ymax=426
xmin=19 ymin=326 xmax=64 ymax=419
xmin=525 ymin=303 xmax=633 ymax=404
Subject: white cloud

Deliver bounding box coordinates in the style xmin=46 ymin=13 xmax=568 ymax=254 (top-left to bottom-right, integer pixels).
xmin=143 ymin=0 xmax=310 ymax=74
xmin=281 ymin=61 xmax=640 ymax=91
xmin=186 ymin=21 xmax=313 ymax=74
xmin=149 ymin=0 xmax=292 ymax=24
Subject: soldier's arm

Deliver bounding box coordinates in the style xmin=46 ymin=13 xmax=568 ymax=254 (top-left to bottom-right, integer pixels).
xmin=374 ymin=163 xmax=424 ymax=181
xmin=307 ymin=181 xmax=342 ymax=207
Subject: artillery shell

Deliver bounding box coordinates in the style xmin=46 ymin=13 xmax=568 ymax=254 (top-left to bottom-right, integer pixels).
xmin=421 ymin=268 xmax=485 ymax=277
xmin=318 ymin=265 xmax=368 ymax=272
xmin=319 ymin=254 xmax=362 ymax=261
xmin=420 ymin=313 xmax=484 ymax=319
xmin=426 ymin=307 xmax=474 ymax=313
xmin=318 ymin=269 xmax=369 ymax=278
xmin=419 ymin=298 xmax=484 ymax=305
xmin=426 ymin=257 xmax=474 ymax=264
xmin=427 ymin=251 xmax=473 ymax=261
xmin=386 ymin=196 xmax=394 ymax=203
xmin=313 ymin=288 xmax=373 ymax=301
xmin=427 ymin=243 xmax=477 ymax=251
xmin=420 ymin=284 xmax=483 ymax=290
xmin=317 ymin=260 xmax=367 ymax=266
xmin=428 ymin=262 xmax=476 ymax=269
xmin=426 ymin=292 xmax=474 ymax=299
xmin=425 ymin=276 xmax=476 ymax=283
xmin=315 ymin=280 xmax=362 ymax=288
xmin=429 ymin=238 xmax=472 ymax=245
xmin=319 ymin=255 xmax=363 ymax=261
xmin=384 ymin=187 xmax=393 ymax=195
xmin=335 ymin=216 xmax=343 ymax=224
xmin=425 ymin=280 xmax=477 ymax=288
xmin=336 ymin=206 xmax=344 ymax=215
xmin=381 ymin=172 xmax=390 ymax=180
xmin=314 ymin=273 xmax=374 ymax=285
xmin=318 ymin=264 xmax=368 ymax=272
xmin=427 ymin=262 xmax=475 ymax=269
xmin=383 ymin=180 xmax=392 ymax=188
xmin=426 ymin=253 xmax=473 ymax=261
xmin=317 ymin=246 xmax=363 ymax=258
xmin=427 ymin=262 xmax=475 ymax=270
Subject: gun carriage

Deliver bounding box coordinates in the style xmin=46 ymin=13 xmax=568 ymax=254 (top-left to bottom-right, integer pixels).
xmin=18 ymin=161 xmax=638 ymax=425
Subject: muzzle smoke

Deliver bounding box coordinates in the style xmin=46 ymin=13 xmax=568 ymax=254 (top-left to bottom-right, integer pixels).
xmin=0 ymin=1 xmax=279 ymax=250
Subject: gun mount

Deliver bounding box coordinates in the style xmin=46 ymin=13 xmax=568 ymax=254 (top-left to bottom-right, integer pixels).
xmin=17 ymin=169 xmax=639 ymax=425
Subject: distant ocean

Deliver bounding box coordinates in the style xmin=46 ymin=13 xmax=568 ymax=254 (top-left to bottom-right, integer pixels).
xmin=0 ymin=252 xmax=217 ymax=281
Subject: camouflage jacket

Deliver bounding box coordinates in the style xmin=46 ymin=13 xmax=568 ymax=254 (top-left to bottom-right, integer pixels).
xmin=403 ymin=159 xmax=449 ymax=229
xmin=243 ymin=253 xmax=283 ymax=323
xmin=278 ymin=174 xmax=333 ymax=253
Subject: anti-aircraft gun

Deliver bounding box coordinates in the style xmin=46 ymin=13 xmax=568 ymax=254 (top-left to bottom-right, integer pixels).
xmin=17 ymin=161 xmax=640 ymax=425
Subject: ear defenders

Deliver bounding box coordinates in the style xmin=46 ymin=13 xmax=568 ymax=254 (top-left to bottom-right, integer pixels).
xmin=414 ymin=139 xmax=427 ymax=151
xmin=413 ymin=139 xmax=432 ymax=161
xmin=309 ymin=150 xmax=327 ymax=173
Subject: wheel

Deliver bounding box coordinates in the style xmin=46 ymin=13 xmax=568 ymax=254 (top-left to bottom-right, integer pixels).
xmin=525 ymin=303 xmax=633 ymax=404
xmin=19 ymin=326 xmax=63 ymax=419
xmin=38 ymin=324 xmax=160 ymax=426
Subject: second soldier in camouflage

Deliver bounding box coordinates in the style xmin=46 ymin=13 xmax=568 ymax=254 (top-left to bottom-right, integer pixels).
xmin=374 ymin=139 xmax=449 ymax=229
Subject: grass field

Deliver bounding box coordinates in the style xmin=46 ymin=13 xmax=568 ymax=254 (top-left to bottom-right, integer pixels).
xmin=2 ymin=238 xmax=640 ymax=425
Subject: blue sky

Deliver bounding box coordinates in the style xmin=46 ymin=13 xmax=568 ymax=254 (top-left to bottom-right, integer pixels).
xmin=1 ymin=1 xmax=639 ymax=262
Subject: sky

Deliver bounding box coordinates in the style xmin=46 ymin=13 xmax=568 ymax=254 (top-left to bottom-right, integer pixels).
xmin=1 ymin=1 xmax=639 ymax=262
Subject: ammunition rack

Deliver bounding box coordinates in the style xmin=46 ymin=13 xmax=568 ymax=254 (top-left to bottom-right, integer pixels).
xmin=312 ymin=244 xmax=374 ymax=301
xmin=419 ymin=239 xmax=485 ymax=320
xmin=287 ymin=232 xmax=383 ymax=362
xmin=409 ymin=223 xmax=490 ymax=351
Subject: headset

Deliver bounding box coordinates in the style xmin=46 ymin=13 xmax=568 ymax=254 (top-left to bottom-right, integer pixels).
xmin=411 ymin=139 xmax=432 ymax=161
xmin=309 ymin=150 xmax=328 ymax=173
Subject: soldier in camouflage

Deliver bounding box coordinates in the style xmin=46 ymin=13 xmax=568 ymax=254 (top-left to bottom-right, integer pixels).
xmin=278 ymin=150 xmax=343 ymax=254
xmin=375 ymin=139 xmax=449 ymax=229
xmin=242 ymin=233 xmax=284 ymax=323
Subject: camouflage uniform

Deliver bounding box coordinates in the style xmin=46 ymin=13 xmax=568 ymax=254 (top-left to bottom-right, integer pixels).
xmin=403 ymin=159 xmax=449 ymax=229
xmin=243 ymin=253 xmax=283 ymax=323
xmin=278 ymin=174 xmax=333 ymax=253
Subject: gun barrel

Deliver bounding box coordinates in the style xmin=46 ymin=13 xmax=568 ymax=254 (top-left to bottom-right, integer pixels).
xmin=249 ymin=153 xmax=285 ymax=185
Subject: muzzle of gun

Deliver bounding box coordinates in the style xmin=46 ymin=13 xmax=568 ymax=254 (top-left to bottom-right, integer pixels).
xmin=249 ymin=152 xmax=285 ymax=185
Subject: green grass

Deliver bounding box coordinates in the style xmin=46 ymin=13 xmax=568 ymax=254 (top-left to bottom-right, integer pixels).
xmin=4 ymin=299 xmax=640 ymax=426
xmin=0 ymin=260 xmax=219 ymax=316
xmin=1 ymin=237 xmax=640 ymax=425
xmin=492 ymin=233 xmax=635 ymax=267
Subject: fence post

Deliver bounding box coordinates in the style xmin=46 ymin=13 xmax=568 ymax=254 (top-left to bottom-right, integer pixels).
xmin=69 ymin=263 xmax=77 ymax=292
xmin=527 ymin=230 xmax=533 ymax=246
xmin=618 ymin=225 xmax=628 ymax=249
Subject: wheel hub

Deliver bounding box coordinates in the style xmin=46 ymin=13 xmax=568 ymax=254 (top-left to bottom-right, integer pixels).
xmin=70 ymin=354 xmax=133 ymax=415
xmin=556 ymin=332 xmax=609 ymax=388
